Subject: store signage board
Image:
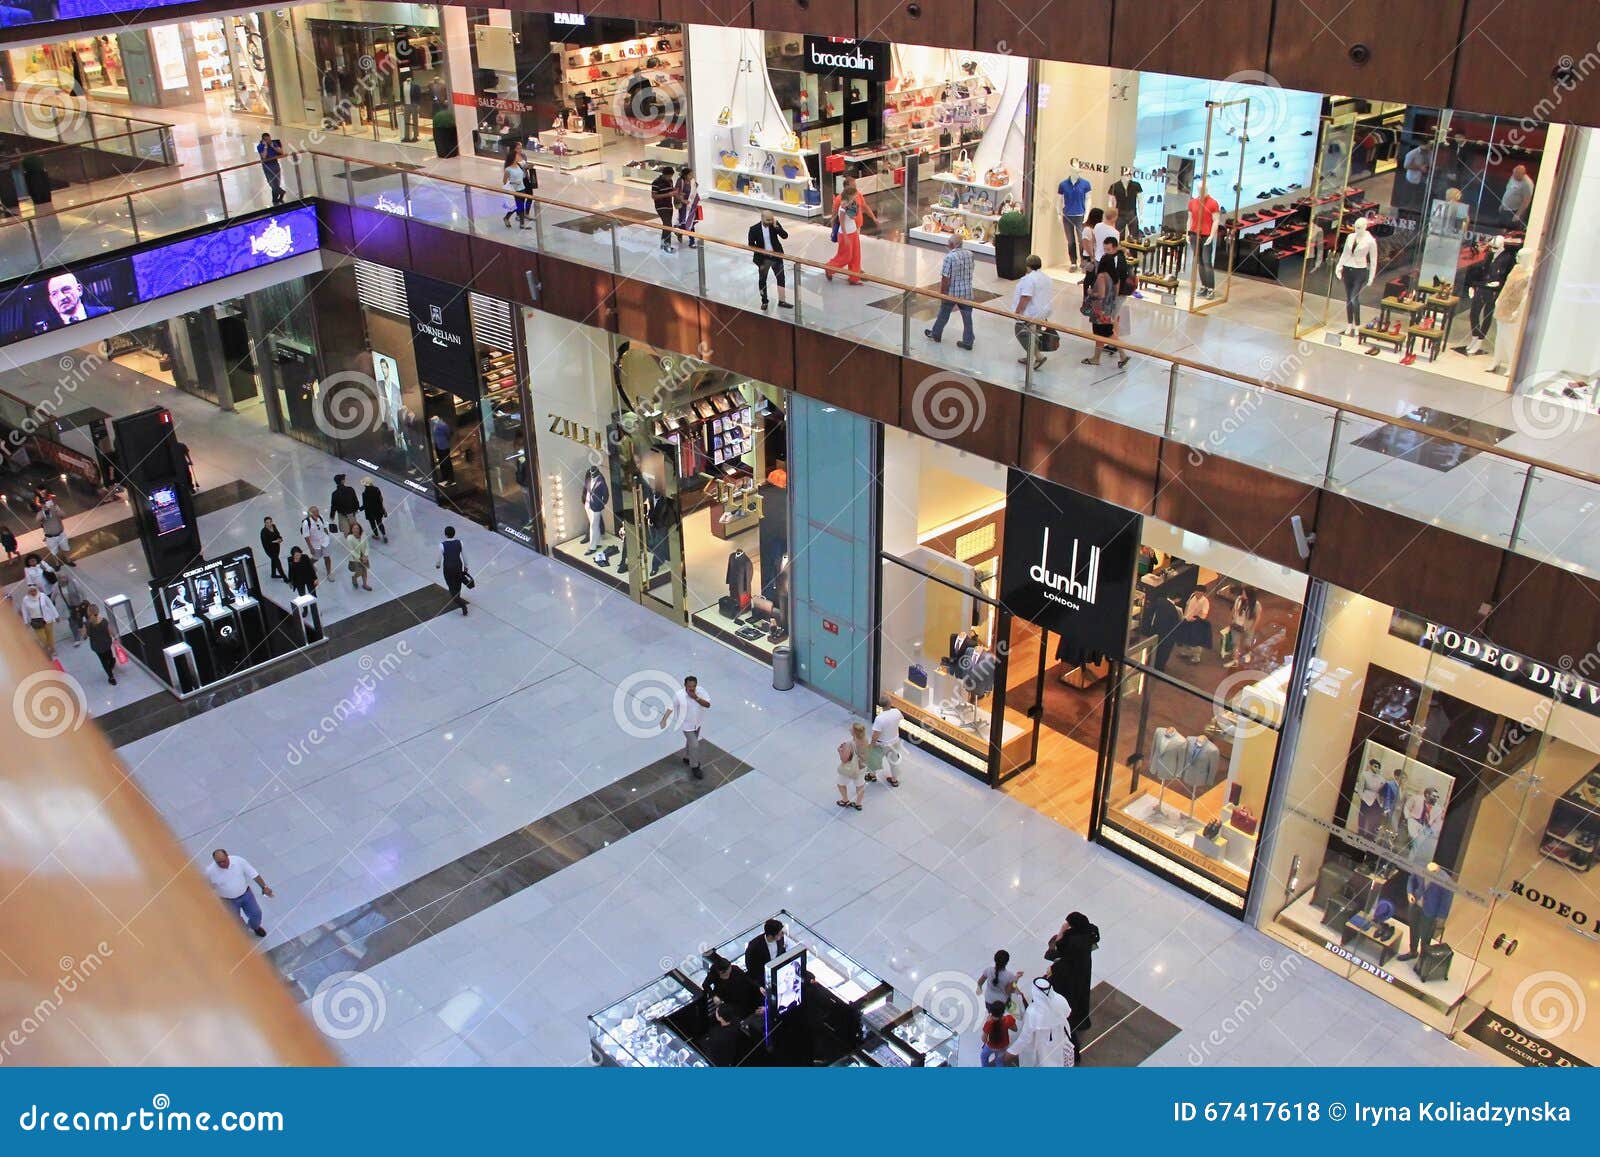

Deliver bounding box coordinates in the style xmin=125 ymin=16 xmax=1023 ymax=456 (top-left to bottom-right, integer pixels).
xmin=403 ymin=272 xmax=476 ymax=398
xmin=1388 ymin=610 xmax=1600 ymax=719
xmin=801 ymin=36 xmax=889 ymax=83
xmin=998 ymin=469 xmax=1141 ymax=660
xmin=1463 ymin=1009 xmax=1589 ymax=1068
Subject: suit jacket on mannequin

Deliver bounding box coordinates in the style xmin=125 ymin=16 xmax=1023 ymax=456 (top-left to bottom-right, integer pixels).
xmin=1151 ymin=726 xmax=1187 ymax=780
xmin=1177 ymin=735 xmax=1219 ymax=788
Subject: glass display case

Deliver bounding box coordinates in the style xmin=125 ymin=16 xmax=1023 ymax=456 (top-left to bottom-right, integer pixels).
xmin=587 ymin=975 xmax=707 ymax=1067
xmin=889 ymin=1009 xmax=958 ymax=1067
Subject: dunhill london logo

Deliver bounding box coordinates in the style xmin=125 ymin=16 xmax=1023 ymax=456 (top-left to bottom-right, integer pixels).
xmin=1029 ymin=528 xmax=1100 ymax=608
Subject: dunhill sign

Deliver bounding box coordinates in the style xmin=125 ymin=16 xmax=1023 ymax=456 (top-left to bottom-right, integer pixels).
xmin=1389 ymin=611 xmax=1600 ymax=720
xmin=1000 ymin=469 xmax=1140 ymax=662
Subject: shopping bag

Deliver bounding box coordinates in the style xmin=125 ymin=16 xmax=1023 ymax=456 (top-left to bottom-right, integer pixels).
xmin=113 ymin=642 xmax=130 ymax=666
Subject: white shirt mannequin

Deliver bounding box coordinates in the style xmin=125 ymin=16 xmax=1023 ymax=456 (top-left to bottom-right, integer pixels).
xmin=1336 ymin=218 xmax=1378 ymax=281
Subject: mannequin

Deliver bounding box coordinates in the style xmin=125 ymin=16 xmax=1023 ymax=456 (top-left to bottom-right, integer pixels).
xmin=1489 ymin=247 xmax=1531 ymax=374
xmin=1108 ymin=174 xmax=1143 ymax=239
xmin=1057 ymin=164 xmax=1092 ymax=265
xmin=581 ymin=465 xmax=609 ymax=553
xmin=1334 ymin=217 xmax=1378 ymax=335
xmin=1398 ymin=862 xmax=1453 ymax=974
xmin=1187 ymin=178 xmax=1220 ymax=299
xmin=1458 ymin=235 xmax=1516 ymax=355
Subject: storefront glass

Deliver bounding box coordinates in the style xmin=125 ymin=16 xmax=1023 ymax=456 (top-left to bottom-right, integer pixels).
xmin=255 ymin=276 xmax=329 ymax=453
xmin=277 ymin=4 xmax=445 ymax=144
xmin=1259 ymin=585 xmax=1600 ymax=1065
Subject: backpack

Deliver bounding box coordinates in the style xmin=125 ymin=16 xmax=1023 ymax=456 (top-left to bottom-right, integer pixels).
xmin=837 ymin=740 xmax=855 ymax=765
xmin=1116 ymin=253 xmax=1137 ymax=296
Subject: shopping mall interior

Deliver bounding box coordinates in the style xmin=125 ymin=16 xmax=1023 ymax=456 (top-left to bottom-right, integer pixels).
xmin=3 ymin=0 xmax=1600 ymax=1075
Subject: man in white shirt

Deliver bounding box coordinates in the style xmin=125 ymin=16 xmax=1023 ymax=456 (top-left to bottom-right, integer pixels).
xmin=1012 ymin=254 xmax=1056 ymax=369
xmin=660 ymin=674 xmax=710 ymax=780
xmin=1501 ymin=164 xmax=1535 ymax=226
xmin=1092 ymin=206 xmax=1120 ymax=258
xmin=202 ymin=848 xmax=274 ymax=938
xmin=869 ymin=695 xmax=906 ymax=788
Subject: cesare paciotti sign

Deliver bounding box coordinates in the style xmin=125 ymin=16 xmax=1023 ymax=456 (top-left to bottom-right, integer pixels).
xmin=999 ymin=469 xmax=1142 ymax=661
xmin=801 ymin=36 xmax=889 ymax=82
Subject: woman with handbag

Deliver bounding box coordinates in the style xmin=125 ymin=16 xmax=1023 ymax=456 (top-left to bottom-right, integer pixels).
xmin=1225 ymin=586 xmax=1262 ymax=669
xmin=85 ymin=603 xmax=120 ymax=685
xmin=502 ymin=144 xmax=531 ymax=230
xmin=825 ymin=177 xmax=877 ymax=285
xmin=15 ymin=580 xmax=60 ymax=659
xmin=674 ymin=166 xmax=701 ymax=249
xmin=1082 ymin=237 xmax=1131 ymax=369
xmin=835 ymin=721 xmax=868 ymax=810
xmin=345 ymin=523 xmax=373 ymax=592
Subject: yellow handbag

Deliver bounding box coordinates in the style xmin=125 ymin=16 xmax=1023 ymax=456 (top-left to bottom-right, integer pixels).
xmin=781 ymin=184 xmax=801 ymax=204
xmin=717 ymin=106 xmax=732 ymax=125
xmin=714 ymin=170 xmax=736 ymax=192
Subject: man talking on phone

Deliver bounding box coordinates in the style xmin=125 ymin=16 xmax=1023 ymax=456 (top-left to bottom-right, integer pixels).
xmin=258 ymin=133 xmax=286 ymax=205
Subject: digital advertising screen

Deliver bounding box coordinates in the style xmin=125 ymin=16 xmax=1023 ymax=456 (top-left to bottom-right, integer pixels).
xmin=131 ymin=206 xmax=318 ymax=300
xmin=222 ymin=559 xmax=253 ymax=603
xmin=0 ymin=257 xmax=138 ymax=345
xmin=767 ymin=949 xmax=806 ymax=1019
xmin=160 ymin=579 xmax=197 ymax=624
xmin=148 ymin=484 xmax=187 ymax=537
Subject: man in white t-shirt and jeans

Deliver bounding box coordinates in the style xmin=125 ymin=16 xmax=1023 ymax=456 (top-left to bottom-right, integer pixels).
xmin=660 ymin=674 xmax=711 ymax=780
xmin=1012 ymin=254 xmax=1057 ymax=370
xmin=869 ymin=695 xmax=906 ymax=788
xmin=202 ymin=848 xmax=274 ymax=938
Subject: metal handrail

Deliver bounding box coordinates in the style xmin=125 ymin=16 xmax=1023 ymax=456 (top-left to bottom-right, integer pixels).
xmin=1 ymin=145 xmax=1595 ymax=510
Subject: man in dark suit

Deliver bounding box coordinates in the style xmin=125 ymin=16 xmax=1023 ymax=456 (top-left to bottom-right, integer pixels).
xmin=744 ymin=917 xmax=787 ymax=987
xmin=45 ymin=272 xmax=111 ymax=328
xmin=748 ymin=211 xmax=791 ymax=311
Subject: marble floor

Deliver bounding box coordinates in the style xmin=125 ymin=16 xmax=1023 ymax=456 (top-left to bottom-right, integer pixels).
xmin=0 ymin=341 xmax=1486 ymax=1068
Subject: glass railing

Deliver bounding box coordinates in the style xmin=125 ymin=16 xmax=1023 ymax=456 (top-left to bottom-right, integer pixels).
xmin=4 ymin=145 xmax=1597 ymax=579
xmin=0 ymin=154 xmax=299 ymax=282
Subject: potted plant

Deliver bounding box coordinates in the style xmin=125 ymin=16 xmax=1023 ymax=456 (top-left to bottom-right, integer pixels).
xmin=994 ymin=210 xmax=1030 ymax=280
xmin=432 ymin=109 xmax=458 ymax=159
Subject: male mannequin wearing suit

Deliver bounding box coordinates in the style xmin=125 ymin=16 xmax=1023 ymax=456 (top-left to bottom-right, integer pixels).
xmin=748 ymin=211 xmax=791 ymax=311
xmin=1398 ymin=864 xmax=1453 ymax=965
xmin=744 ymin=918 xmax=788 ymax=989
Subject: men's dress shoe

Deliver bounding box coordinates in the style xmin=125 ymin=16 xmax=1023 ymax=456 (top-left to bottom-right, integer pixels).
xmin=1397 ymin=952 xmax=1418 ymax=962
xmin=778 ymin=301 xmax=793 ymax=309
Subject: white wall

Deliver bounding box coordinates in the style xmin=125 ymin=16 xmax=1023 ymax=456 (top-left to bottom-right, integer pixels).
xmin=1030 ymin=61 xmax=1141 ymax=269
xmin=687 ymin=26 xmax=786 ymax=183
xmin=1520 ymin=126 xmax=1599 ymax=384
xmin=524 ymin=309 xmax=613 ymax=548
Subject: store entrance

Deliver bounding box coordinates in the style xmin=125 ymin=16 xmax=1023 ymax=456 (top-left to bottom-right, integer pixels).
xmin=999 ymin=618 xmax=1113 ymax=835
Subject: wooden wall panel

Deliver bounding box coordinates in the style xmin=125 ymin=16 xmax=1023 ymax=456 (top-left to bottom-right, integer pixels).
xmin=538 ymin=254 xmax=616 ymax=330
xmin=467 ymin=235 xmax=520 ymax=303
xmin=345 ymin=207 xmax=411 ymax=271
xmin=660 ymin=0 xmax=751 ymax=24
xmin=587 ymin=0 xmax=662 ymax=20
xmin=1486 ymin=557 xmax=1600 ymax=666
xmin=1268 ymin=0 xmax=1464 ymax=110
xmin=974 ymin=0 xmax=1111 ymax=63
xmin=857 ymin=0 xmax=974 ymax=50
xmin=316 ymin=202 xmax=354 ymax=255
xmin=794 ymin=327 xmax=900 ymax=423
xmin=405 ymin=222 xmax=472 ymax=289
xmin=699 ymin=301 xmax=798 ymax=389
xmin=498 ymin=0 xmax=571 ymax=13
xmin=898 ymin=359 xmax=1021 ymax=463
xmin=1018 ymin=395 xmax=1158 ymax=514
xmin=1308 ymin=494 xmax=1500 ymax=633
xmin=1111 ymin=0 xmax=1270 ymax=79
xmin=614 ymin=279 xmax=704 ymax=357
xmin=1154 ymin=444 xmax=1315 ymax=572
xmin=752 ymin=0 xmax=857 ymax=37
xmin=1451 ymin=0 xmax=1600 ymax=124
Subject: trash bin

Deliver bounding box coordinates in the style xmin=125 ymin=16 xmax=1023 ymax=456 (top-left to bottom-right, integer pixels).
xmin=771 ymin=643 xmax=795 ymax=691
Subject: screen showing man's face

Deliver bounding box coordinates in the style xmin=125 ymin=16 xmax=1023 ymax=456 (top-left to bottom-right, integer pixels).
xmin=47 ymin=275 xmax=84 ymax=321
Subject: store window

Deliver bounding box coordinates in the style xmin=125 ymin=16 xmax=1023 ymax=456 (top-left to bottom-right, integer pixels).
xmin=286 ymin=6 xmax=446 ymax=144
xmin=1259 ymin=586 xmax=1600 ymax=1065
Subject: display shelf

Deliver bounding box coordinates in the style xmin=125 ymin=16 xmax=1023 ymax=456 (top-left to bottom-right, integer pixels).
xmin=715 ymin=164 xmax=810 ymax=184
xmin=565 ymin=49 xmax=682 ymax=78
xmin=706 ymin=188 xmax=820 ymax=218
xmin=929 ymin=172 xmax=1014 ymax=194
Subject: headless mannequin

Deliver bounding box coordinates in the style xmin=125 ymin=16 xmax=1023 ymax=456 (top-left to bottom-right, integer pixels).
xmin=1489 ymin=248 xmax=1531 ymax=374
xmin=1187 ymin=178 xmax=1221 ymax=298
xmin=1335 ymin=217 xmax=1378 ymax=335
xmin=1463 ymin=235 xmax=1515 ymax=355
xmin=1059 ymin=164 xmax=1091 ymax=266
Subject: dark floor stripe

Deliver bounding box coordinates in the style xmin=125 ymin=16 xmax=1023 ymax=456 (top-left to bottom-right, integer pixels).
xmin=1076 ymin=981 xmax=1181 ymax=1066
xmin=97 ymin=583 xmax=464 ymax=747
xmin=0 ymin=480 xmax=263 ymax=585
xmin=268 ymin=742 xmax=754 ymax=1000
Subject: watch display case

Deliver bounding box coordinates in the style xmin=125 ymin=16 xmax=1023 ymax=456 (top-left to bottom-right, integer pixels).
xmin=588 ymin=974 xmax=707 ymax=1068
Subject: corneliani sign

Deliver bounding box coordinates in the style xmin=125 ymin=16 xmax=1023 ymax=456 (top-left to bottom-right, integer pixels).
xmin=801 ymin=36 xmax=889 ymax=82
xmin=998 ymin=469 xmax=1140 ymax=662
xmin=1389 ymin=611 xmax=1600 ymax=719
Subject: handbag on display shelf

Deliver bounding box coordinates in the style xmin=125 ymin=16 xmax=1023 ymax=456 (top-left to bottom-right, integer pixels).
xmin=717 ymin=105 xmax=732 ymax=125
xmin=719 ymin=149 xmax=739 ymax=168
xmin=782 ymin=131 xmax=800 ymax=153
xmin=589 ymin=49 xmax=603 ymax=64
xmin=803 ymin=183 xmax=822 ymax=206
xmin=1230 ymin=806 xmax=1259 ymax=835
xmin=952 ymin=150 xmax=976 ymax=182
xmin=714 ymin=171 xmax=736 ymax=192
xmin=749 ymin=120 xmax=765 ymax=147
xmin=907 ymin=663 xmax=929 ymax=688
xmin=781 ymin=184 xmax=801 ymax=204
xmin=824 ymin=152 xmax=846 ymax=174
xmin=985 ymin=165 xmax=1011 ymax=187
xmin=781 ymin=160 xmax=801 ymax=179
